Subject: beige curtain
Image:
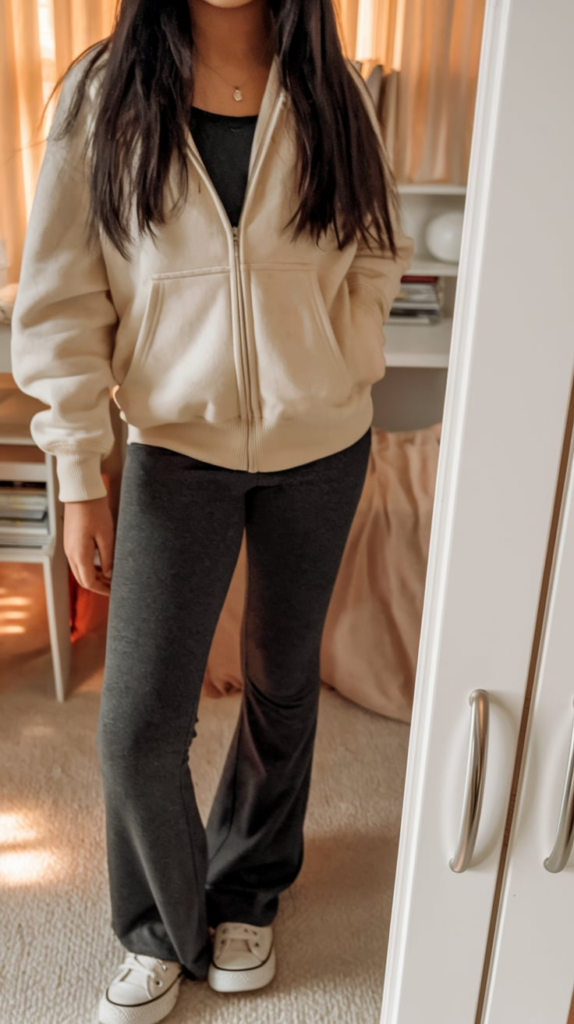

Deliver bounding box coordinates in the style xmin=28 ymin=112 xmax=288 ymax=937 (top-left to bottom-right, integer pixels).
xmin=1 ymin=0 xmax=44 ymax=287
xmin=335 ymin=0 xmax=405 ymax=67
xmin=336 ymin=0 xmax=486 ymax=184
xmin=0 ymin=0 xmax=116 ymax=286
xmin=1 ymin=0 xmax=485 ymax=286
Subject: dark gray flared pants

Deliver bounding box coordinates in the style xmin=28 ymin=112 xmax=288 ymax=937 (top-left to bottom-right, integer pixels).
xmin=96 ymin=426 xmax=372 ymax=981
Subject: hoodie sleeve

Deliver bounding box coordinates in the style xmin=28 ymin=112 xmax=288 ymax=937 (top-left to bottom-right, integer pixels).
xmin=345 ymin=60 xmax=415 ymax=323
xmin=10 ymin=59 xmax=119 ymax=503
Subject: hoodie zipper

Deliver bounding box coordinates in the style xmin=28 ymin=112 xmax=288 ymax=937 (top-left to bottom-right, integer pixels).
xmin=232 ymin=224 xmax=252 ymax=467
xmin=185 ymin=91 xmax=286 ymax=471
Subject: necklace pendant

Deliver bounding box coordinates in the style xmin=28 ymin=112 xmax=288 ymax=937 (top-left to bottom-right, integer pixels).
xmin=233 ymin=87 xmax=243 ymax=102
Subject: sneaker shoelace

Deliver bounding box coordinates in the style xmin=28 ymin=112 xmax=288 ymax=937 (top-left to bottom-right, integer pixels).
xmin=216 ymin=923 xmax=264 ymax=957
xmin=115 ymin=953 xmax=171 ymax=993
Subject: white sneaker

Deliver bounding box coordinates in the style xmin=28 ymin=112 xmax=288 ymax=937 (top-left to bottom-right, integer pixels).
xmin=207 ymin=922 xmax=276 ymax=993
xmin=98 ymin=952 xmax=184 ymax=1024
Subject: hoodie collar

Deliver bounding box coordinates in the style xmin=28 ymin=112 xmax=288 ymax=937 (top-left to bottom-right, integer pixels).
xmin=186 ymin=51 xmax=285 ymax=179
xmin=248 ymin=51 xmax=284 ymax=173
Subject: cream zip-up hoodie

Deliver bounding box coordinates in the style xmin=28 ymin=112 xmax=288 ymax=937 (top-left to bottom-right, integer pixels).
xmin=11 ymin=52 xmax=414 ymax=503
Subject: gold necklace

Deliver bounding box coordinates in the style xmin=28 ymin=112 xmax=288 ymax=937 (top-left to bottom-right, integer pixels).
xmin=193 ymin=55 xmax=251 ymax=102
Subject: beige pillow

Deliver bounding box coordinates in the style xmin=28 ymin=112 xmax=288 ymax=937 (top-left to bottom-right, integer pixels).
xmin=203 ymin=423 xmax=442 ymax=723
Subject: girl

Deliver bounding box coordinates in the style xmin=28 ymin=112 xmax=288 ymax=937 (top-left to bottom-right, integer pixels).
xmin=11 ymin=1 xmax=413 ymax=1021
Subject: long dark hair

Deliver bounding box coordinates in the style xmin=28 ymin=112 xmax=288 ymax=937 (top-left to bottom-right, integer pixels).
xmin=43 ymin=0 xmax=400 ymax=263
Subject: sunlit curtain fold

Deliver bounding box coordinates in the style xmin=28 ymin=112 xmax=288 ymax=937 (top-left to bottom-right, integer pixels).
xmin=1 ymin=0 xmax=484 ymax=285
xmin=336 ymin=0 xmax=485 ymax=184
xmin=0 ymin=0 xmax=45 ymax=285
xmin=0 ymin=0 xmax=116 ymax=285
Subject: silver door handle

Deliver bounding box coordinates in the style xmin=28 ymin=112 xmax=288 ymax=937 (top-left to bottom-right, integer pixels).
xmin=449 ymin=689 xmax=490 ymax=873
xmin=544 ymin=697 xmax=574 ymax=873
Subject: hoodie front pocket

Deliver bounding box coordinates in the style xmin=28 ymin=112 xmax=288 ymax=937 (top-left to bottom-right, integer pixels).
xmin=247 ymin=264 xmax=354 ymax=420
xmin=114 ymin=268 xmax=240 ymax=428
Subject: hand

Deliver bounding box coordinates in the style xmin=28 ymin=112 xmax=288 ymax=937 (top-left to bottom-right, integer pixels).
xmin=63 ymin=495 xmax=115 ymax=596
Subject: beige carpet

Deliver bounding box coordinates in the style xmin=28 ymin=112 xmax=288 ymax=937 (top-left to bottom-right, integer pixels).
xmin=0 ymin=563 xmax=410 ymax=1024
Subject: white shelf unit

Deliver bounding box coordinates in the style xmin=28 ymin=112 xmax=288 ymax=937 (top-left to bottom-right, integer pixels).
xmin=373 ymin=183 xmax=465 ymax=431
xmin=385 ymin=316 xmax=452 ymax=369
xmin=397 ymin=182 xmax=467 ymax=195
xmin=384 ymin=182 xmax=466 ymax=369
xmin=0 ymin=380 xmax=71 ymax=701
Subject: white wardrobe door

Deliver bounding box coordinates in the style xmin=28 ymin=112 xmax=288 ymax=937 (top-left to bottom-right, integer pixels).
xmin=482 ymin=410 xmax=574 ymax=1024
xmin=380 ymin=1 xmax=574 ymax=1021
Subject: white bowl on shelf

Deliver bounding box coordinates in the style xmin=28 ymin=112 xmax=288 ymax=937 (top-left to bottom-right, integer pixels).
xmin=425 ymin=211 xmax=464 ymax=262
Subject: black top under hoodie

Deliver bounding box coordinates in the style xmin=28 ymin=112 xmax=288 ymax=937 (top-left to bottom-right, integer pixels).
xmin=189 ymin=105 xmax=259 ymax=228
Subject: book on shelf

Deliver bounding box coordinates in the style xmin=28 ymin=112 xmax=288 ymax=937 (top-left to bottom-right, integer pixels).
xmin=0 ymin=482 xmax=48 ymax=520
xmin=387 ymin=275 xmax=444 ymax=325
xmin=0 ymin=511 xmax=49 ymax=547
xmin=387 ymin=310 xmax=442 ymax=325
xmin=0 ymin=481 xmax=49 ymax=544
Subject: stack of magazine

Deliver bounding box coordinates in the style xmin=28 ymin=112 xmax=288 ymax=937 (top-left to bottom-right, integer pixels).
xmin=0 ymin=482 xmax=49 ymax=547
xmin=388 ymin=276 xmax=444 ymax=325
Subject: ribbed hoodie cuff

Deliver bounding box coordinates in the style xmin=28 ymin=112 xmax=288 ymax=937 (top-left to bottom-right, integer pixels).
xmin=54 ymin=450 xmax=107 ymax=503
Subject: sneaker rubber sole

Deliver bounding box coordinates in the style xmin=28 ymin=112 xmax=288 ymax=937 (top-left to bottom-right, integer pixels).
xmin=97 ymin=971 xmax=182 ymax=1024
xmin=207 ymin=943 xmax=276 ymax=993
